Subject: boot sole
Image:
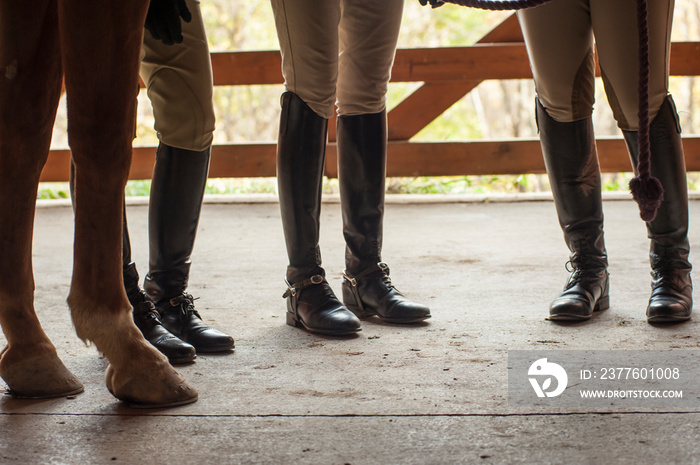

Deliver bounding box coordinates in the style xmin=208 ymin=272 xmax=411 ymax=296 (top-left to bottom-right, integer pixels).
xmin=286 ymin=311 xmax=360 ymax=336
xmin=189 ymin=342 xmax=235 ymax=354
xmin=380 ymin=315 xmax=431 ymax=324
xmin=647 ymin=314 xmax=691 ymax=323
xmin=346 ymin=303 xmax=431 ymax=324
xmin=171 ymin=334 xmax=235 ymax=353
xmin=168 ymin=354 xmax=197 ymax=364
xmin=194 ymin=348 xmax=235 ymax=355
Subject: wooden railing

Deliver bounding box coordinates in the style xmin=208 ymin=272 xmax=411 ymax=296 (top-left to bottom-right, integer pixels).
xmin=40 ymin=14 xmax=700 ymax=182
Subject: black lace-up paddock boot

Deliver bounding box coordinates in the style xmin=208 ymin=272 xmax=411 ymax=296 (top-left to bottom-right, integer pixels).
xmin=125 ymin=261 xmax=197 ymax=364
xmin=131 ymin=298 xmax=197 ymax=364
xmin=143 ymin=143 xmax=234 ymax=352
xmin=337 ymin=111 xmax=430 ymax=324
xmin=276 ymin=92 xmax=361 ymax=336
xmin=550 ymin=248 xmax=609 ymax=320
xmin=623 ymin=96 xmax=692 ymax=323
xmin=536 ymin=98 xmax=610 ymax=321
xmin=153 ymin=293 xmax=233 ymax=352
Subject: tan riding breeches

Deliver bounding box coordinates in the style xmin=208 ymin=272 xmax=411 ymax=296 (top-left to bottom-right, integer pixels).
xmin=140 ymin=0 xmax=215 ymax=151
xmin=517 ymin=0 xmax=674 ymax=130
xmin=271 ymin=0 xmax=404 ymax=118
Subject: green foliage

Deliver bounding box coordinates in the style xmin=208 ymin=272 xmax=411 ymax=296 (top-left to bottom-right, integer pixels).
xmin=386 ymin=174 xmax=546 ymax=194
xmin=125 ymin=180 xmax=152 ymax=197
xmin=201 ymin=2 xmax=279 ymax=52
xmin=686 ymin=173 xmax=700 ymax=191
xmin=37 ymin=183 xmax=70 ymax=200
xmin=206 ymin=177 xmax=277 ymax=195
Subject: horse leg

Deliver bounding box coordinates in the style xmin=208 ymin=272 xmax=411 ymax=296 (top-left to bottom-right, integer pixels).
xmin=0 ymin=0 xmax=83 ymax=398
xmin=60 ymin=1 xmax=196 ymax=406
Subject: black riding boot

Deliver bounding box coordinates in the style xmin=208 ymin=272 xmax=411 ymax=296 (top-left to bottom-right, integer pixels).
xmin=70 ymin=161 xmax=197 ymax=363
xmin=277 ymin=92 xmax=361 ymax=336
xmin=124 ymin=266 xmax=197 ymax=364
xmin=337 ymin=111 xmax=431 ymax=324
xmin=143 ymin=143 xmax=235 ymax=352
xmin=536 ymin=99 xmax=610 ymax=321
xmin=622 ymin=96 xmax=692 ymax=323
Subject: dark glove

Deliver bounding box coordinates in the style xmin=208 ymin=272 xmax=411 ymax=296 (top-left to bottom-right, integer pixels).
xmin=144 ymin=0 xmax=193 ymax=46
xmin=419 ymin=0 xmax=445 ymax=8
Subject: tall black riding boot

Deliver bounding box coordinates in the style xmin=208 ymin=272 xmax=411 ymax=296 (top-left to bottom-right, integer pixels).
xmin=277 ymin=92 xmax=361 ymax=336
xmin=536 ymin=99 xmax=610 ymax=321
xmin=70 ymin=161 xmax=196 ymax=363
xmin=337 ymin=110 xmax=431 ymax=324
xmin=622 ymin=96 xmax=692 ymax=323
xmin=143 ymin=143 xmax=234 ymax=352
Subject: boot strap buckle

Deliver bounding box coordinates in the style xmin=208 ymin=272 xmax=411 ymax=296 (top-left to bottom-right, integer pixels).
xmin=342 ymin=271 xmax=357 ymax=287
xmin=283 ymin=278 xmax=296 ymax=298
xmin=283 ymin=275 xmax=325 ymax=298
xmin=343 ymin=262 xmax=389 ymax=286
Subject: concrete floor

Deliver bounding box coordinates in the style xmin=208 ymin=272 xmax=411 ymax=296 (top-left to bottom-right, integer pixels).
xmin=1 ymin=194 xmax=700 ymax=464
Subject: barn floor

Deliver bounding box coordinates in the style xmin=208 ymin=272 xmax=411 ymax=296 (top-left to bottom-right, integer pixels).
xmin=1 ymin=194 xmax=700 ymax=464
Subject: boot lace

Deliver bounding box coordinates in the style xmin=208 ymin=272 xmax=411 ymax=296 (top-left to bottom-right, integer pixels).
xmin=564 ymin=252 xmax=607 ymax=288
xmin=317 ymin=282 xmax=336 ymax=300
xmin=650 ymin=254 xmax=690 ymax=291
xmin=651 ymin=256 xmax=673 ymax=282
xmin=132 ymin=301 xmax=162 ymax=329
xmin=377 ymin=262 xmax=394 ymax=287
xmin=378 ymin=272 xmax=397 ymax=291
xmin=168 ymin=293 xmax=202 ymax=321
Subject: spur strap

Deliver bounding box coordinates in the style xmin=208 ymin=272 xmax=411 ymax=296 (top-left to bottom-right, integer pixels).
xmin=342 ymin=262 xmax=390 ymax=287
xmin=283 ymin=274 xmax=325 ymax=298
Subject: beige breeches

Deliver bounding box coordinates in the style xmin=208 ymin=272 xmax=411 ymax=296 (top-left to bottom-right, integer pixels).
xmin=140 ymin=0 xmax=215 ymax=151
xmin=518 ymin=0 xmax=674 ymax=130
xmin=271 ymin=0 xmax=403 ymax=118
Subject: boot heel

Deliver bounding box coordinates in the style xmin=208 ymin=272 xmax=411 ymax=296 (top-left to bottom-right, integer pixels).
xmin=595 ymin=295 xmax=610 ymax=312
xmin=595 ymin=275 xmax=610 ymax=311
xmin=285 ymin=299 xmax=302 ymax=328
xmin=286 ymin=311 xmax=302 ymax=328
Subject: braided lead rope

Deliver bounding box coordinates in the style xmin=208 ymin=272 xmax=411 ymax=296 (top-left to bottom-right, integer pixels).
xmin=628 ymin=0 xmax=663 ymax=222
xmin=436 ymin=0 xmax=662 ymax=221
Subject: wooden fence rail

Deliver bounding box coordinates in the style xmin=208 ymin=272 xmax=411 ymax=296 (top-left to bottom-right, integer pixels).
xmin=41 ymin=14 xmax=700 ymax=182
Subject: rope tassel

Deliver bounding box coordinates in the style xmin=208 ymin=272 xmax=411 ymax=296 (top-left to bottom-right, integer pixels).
xmin=437 ymin=0 xmax=662 ymax=221
xmin=629 ymin=176 xmax=664 ymax=222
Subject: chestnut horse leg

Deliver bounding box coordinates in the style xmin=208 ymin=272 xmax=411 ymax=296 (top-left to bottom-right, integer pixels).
xmin=0 ymin=0 xmax=83 ymax=398
xmin=59 ymin=1 xmax=197 ymax=406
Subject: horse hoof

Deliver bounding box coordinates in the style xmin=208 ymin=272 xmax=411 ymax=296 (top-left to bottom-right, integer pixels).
xmin=0 ymin=350 xmax=84 ymax=399
xmin=105 ymin=358 xmax=198 ymax=408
